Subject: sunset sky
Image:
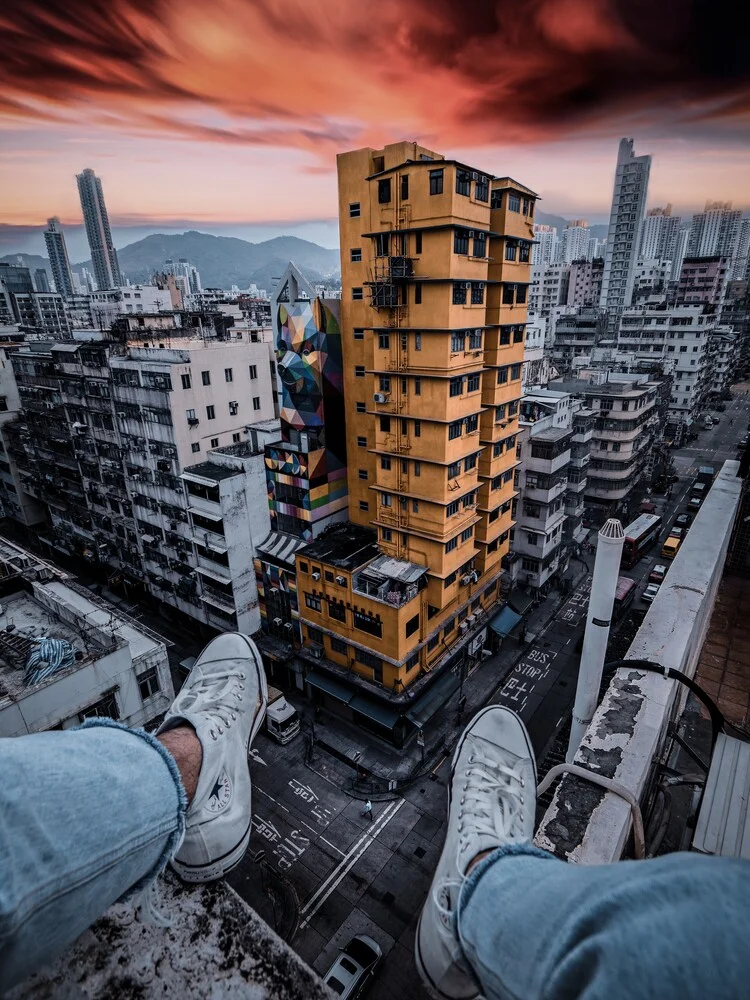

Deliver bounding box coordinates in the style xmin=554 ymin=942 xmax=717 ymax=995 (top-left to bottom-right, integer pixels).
xmin=1 ymin=0 xmax=749 ymax=246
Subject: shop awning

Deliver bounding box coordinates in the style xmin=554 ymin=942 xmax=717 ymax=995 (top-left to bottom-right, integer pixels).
xmin=349 ymin=695 xmax=401 ymax=729
xmin=489 ymin=605 xmax=523 ymax=637
xmin=306 ymin=672 xmax=355 ymax=705
xmin=507 ymin=588 xmax=535 ymax=616
xmin=406 ymin=670 xmax=461 ymax=729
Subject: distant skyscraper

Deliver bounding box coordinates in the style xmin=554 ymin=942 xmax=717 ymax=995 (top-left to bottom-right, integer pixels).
xmin=687 ymin=201 xmax=742 ymax=258
xmin=599 ymin=138 xmax=651 ymax=325
xmin=43 ymin=217 xmax=74 ymax=298
xmin=76 ymin=168 xmax=122 ymax=290
xmin=532 ymin=224 xmax=557 ymax=266
xmin=672 ymin=229 xmax=689 ymax=278
xmin=558 ymin=220 xmax=590 ymax=263
xmin=638 ymin=205 xmax=682 ymax=263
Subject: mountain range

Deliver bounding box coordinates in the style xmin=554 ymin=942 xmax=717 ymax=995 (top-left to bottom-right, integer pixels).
xmin=1 ymin=212 xmax=608 ymax=293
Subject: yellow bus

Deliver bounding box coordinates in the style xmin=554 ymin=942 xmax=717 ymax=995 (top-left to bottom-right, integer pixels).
xmin=661 ymin=536 xmax=681 ymax=560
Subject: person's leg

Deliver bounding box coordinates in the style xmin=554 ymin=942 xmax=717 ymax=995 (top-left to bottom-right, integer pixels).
xmin=458 ymin=848 xmax=750 ymax=1000
xmin=0 ymin=721 xmax=188 ymax=991
xmin=0 ymin=631 xmax=267 ymax=992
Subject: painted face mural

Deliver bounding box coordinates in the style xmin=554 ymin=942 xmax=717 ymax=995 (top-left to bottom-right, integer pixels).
xmin=276 ymin=298 xmax=343 ymax=431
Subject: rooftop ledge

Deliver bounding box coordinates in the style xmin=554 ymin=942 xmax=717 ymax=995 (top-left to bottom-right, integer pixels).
xmin=9 ymin=875 xmax=331 ymax=1000
xmin=535 ymin=461 xmax=743 ymax=864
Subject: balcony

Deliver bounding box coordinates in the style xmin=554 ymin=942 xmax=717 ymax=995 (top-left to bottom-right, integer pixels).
xmin=353 ymin=553 xmax=427 ymax=608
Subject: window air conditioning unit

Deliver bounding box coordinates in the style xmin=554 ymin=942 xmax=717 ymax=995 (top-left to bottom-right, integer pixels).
xmin=471 ymin=172 xmax=479 ymax=181
xmin=270 ymin=586 xmax=279 ymax=594
xmin=273 ymin=617 xmax=283 ymax=626
xmin=309 ymin=644 xmax=323 ymax=659
xmin=460 ymin=621 xmax=470 ymax=633
xmin=466 ymin=614 xmax=476 ymax=626
xmin=335 ymin=575 xmax=346 ymax=586
xmin=475 ymin=328 xmax=482 ymax=336
xmin=311 ymin=571 xmax=321 ymax=581
xmin=468 ymin=231 xmax=475 ymax=238
xmin=373 ymin=393 xmax=388 ymax=403
xmin=464 ymin=282 xmax=471 ymax=289
xmin=117 ymin=412 xmax=127 ymax=418
xmin=461 ymin=574 xmax=473 ymax=586
xmin=283 ymin=622 xmax=293 ymax=631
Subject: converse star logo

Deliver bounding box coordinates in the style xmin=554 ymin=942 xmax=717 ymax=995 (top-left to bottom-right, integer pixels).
xmin=206 ymin=771 xmax=231 ymax=812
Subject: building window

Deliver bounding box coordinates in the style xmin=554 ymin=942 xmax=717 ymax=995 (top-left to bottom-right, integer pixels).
xmin=510 ymin=363 xmax=522 ymax=380
xmin=502 ymin=285 xmax=515 ymax=305
xmin=201 ymin=370 xmax=211 ymax=386
xmin=415 ymin=232 xmax=423 ymax=254
xmin=354 ymin=328 xmax=365 ymax=340
xmin=414 ymin=283 xmax=422 ymax=305
xmin=461 ymin=526 xmax=474 ymax=542
xmin=406 ymin=614 xmax=420 ymax=637
xmin=249 ymin=365 xmax=257 ymax=379
xmin=330 ymin=636 xmax=348 ymax=655
xmin=381 ymin=492 xmax=392 ymax=507
xmin=378 ymin=178 xmax=391 ymax=203
xmin=253 ymin=396 xmax=261 ymax=410
xmin=475 ymin=177 xmax=489 ymax=202
xmin=381 ymin=456 xmax=391 ymax=470
xmin=229 ymin=401 xmax=239 ymax=415
xmin=414 ymin=378 xmax=422 ymax=396
xmin=378 ymin=333 xmax=390 ymax=350
xmin=359 ymin=500 xmax=369 ymax=511
xmin=444 ymin=572 xmax=457 ymax=588
xmin=508 ymin=193 xmax=521 ymax=212
xmin=450 ymin=376 xmax=464 ymax=397
xmin=357 ymin=435 xmax=367 ymax=447
xmin=453 ymin=282 xmax=468 ymax=305
xmin=468 ymin=330 xmax=482 ymax=349
xmin=379 ymin=375 xmax=391 ymax=393
xmin=454 ymin=229 xmax=470 ymax=255
xmin=304 ymin=593 xmax=322 ymax=612
xmin=447 ymin=499 xmax=460 ymax=516
xmin=79 ymin=692 xmax=119 ymax=722
xmin=353 ymin=612 xmax=383 ymax=640
xmin=206 ymin=405 xmax=215 ymax=420
xmin=401 ymin=174 xmax=409 ymax=200
xmin=358 ymin=468 xmax=368 ymax=480
xmin=232 ymin=433 xmax=240 ymax=443
xmin=355 ymin=365 xmax=365 ymax=377
xmin=352 ymin=287 xmax=364 ymax=300
xmin=491 ymin=189 xmax=503 ymax=209
xmin=224 ymin=368 xmax=233 ymax=382
xmin=505 ymin=243 xmax=517 ymax=262
xmin=351 ymin=248 xmax=362 ymax=262
xmin=379 ymin=415 xmax=391 ymax=431
xmin=465 ymin=454 xmax=478 ymax=471
xmin=350 ymin=202 xmax=361 ymax=218
xmin=474 ymin=233 xmax=487 ymax=257
xmin=516 ymin=286 xmax=527 ymax=304
xmin=446 ymin=536 xmax=458 ymax=553
xmin=375 ymin=233 xmax=390 ymax=257
xmin=307 ymin=626 xmax=324 ymax=645
xmin=429 ymin=168 xmax=444 ymax=195
xmin=211 ymin=437 xmax=219 ymax=448
xmin=451 ymin=331 xmax=465 ymax=352
xmin=444 ymin=617 xmax=455 ymax=635
xmin=382 ymin=527 xmax=392 ymax=541
xmin=427 ymin=634 xmax=440 ymax=651
xmin=181 ymin=373 xmax=191 ymax=389
xmin=191 ymin=442 xmax=200 ymax=453
xmin=414 ymin=461 xmax=421 ymax=477
xmin=456 ymin=169 xmax=471 ymax=196
xmin=519 ymin=243 xmax=530 ymax=263
xmin=497 ymin=366 xmax=509 ymax=384
xmin=448 ymin=420 xmax=463 ymax=440
xmin=414 ymin=420 xmax=421 ymax=437
xmin=471 ymin=283 xmax=485 ymax=305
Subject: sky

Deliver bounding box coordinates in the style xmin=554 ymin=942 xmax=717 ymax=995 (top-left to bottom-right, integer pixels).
xmin=1 ymin=0 xmax=749 ymax=250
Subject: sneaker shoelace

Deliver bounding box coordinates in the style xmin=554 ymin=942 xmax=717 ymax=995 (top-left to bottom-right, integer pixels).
xmin=432 ymin=750 xmax=527 ymax=935
xmin=183 ymin=669 xmax=247 ymax=741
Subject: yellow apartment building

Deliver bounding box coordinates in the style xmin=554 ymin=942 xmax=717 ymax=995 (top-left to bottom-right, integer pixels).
xmin=295 ymin=141 xmax=535 ymax=742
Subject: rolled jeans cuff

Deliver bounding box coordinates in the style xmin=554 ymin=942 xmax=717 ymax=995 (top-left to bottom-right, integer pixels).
xmin=458 ymin=841 xmax=555 ymax=916
xmin=76 ymin=718 xmax=188 ymax=899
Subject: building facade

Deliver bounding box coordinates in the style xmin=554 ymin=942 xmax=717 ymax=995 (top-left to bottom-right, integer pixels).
xmin=76 ymin=168 xmax=122 ymax=291
xmin=687 ymin=202 xmax=742 ymax=259
xmin=599 ymin=138 xmax=651 ymax=325
xmin=567 ymin=258 xmax=604 ymax=308
xmin=676 ymin=256 xmax=729 ymax=307
xmin=529 ymin=262 xmax=570 ymax=317
xmin=638 ymin=205 xmax=682 ymax=262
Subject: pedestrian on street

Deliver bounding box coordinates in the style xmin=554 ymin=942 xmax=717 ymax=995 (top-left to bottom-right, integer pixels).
xmin=362 ymin=799 xmax=374 ymax=822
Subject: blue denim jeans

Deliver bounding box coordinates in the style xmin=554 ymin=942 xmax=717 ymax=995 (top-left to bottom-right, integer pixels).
xmin=0 ymin=721 xmax=186 ymax=992
xmin=458 ymin=843 xmax=750 ymax=1000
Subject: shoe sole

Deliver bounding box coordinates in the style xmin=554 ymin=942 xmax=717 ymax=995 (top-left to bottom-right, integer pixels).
xmin=414 ymin=706 xmax=537 ymax=1000
xmin=172 ymin=632 xmax=268 ymax=883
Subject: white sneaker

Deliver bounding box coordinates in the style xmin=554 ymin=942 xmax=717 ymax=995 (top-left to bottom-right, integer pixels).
xmin=157 ymin=632 xmax=268 ymax=882
xmin=414 ymin=706 xmax=537 ymax=999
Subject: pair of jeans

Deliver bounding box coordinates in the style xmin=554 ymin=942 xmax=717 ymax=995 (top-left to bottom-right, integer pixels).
xmin=458 ymin=843 xmax=750 ymax=999
xmin=0 ymin=721 xmax=186 ymax=992
xmin=2 ymin=726 xmax=750 ymax=998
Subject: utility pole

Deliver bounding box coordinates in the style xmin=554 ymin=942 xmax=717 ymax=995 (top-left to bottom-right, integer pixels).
xmin=567 ymin=518 xmax=625 ymax=761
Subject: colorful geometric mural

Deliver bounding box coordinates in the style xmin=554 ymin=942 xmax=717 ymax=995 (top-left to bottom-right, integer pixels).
xmin=265 ymin=263 xmax=348 ymax=540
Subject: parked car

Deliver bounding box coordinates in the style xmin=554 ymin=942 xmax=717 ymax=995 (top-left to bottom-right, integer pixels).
xmin=738 ymin=436 xmax=748 ymax=452
xmin=649 ymin=564 xmax=667 ymax=584
xmin=643 ymin=583 xmax=661 ymax=604
xmin=688 ymin=495 xmax=704 ymax=511
xmin=674 ymin=513 xmax=692 ymax=530
xmin=323 ymin=935 xmax=382 ymax=998
xmin=668 ymin=527 xmax=685 ymax=540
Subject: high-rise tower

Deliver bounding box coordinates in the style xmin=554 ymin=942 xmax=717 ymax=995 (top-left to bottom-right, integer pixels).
xmin=599 ymin=138 xmax=650 ymax=327
xmin=76 ymin=168 xmax=122 ymax=290
xmin=43 ymin=217 xmax=75 ymax=298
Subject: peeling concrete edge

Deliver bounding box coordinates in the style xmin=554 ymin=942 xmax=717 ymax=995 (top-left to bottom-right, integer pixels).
xmin=535 ymin=462 xmax=742 ymax=865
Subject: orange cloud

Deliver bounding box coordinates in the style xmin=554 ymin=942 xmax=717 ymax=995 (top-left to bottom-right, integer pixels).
xmin=1 ymin=0 xmax=748 ymax=154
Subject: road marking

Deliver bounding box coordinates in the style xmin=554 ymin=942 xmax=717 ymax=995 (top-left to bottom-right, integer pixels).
xmin=298 ymin=817 xmax=319 ymax=835
xmin=299 ymin=799 xmax=405 ymax=929
xmin=256 ymin=786 xmax=290 ymax=813
xmin=320 ymin=836 xmax=346 ymax=857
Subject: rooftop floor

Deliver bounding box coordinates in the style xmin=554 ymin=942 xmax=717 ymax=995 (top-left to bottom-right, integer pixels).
xmin=694 ymin=574 xmax=750 ymax=730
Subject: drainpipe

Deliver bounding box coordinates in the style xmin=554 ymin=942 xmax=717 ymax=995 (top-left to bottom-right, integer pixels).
xmin=567 ymin=517 xmax=624 ymax=762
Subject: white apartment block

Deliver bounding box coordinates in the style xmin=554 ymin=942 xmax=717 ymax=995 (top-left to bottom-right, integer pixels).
xmin=532 ymin=225 xmax=557 ymax=266
xmin=511 ymin=390 xmax=593 ymax=591
xmin=558 ymin=222 xmax=591 ymax=264
xmin=567 ymin=259 xmax=604 ymax=308
xmin=638 ymin=207 xmax=682 ymax=262
xmin=688 ymin=202 xmax=742 ymax=258
xmin=528 ymin=263 xmax=570 ymax=317
xmin=91 ymin=286 xmax=172 ymax=328
xmin=522 ymin=318 xmax=552 ymax=388
xmin=0 ymin=543 xmax=173 ymax=737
